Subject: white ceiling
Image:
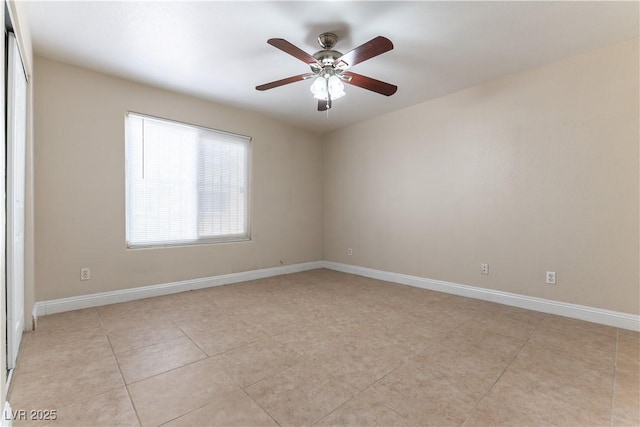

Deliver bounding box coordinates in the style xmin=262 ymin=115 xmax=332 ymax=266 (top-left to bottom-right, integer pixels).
xmin=24 ymin=1 xmax=639 ymax=134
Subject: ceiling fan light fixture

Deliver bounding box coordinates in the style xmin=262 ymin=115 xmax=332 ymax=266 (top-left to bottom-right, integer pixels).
xmin=310 ymin=75 xmax=345 ymax=101
xmin=310 ymin=76 xmax=328 ymax=100
xmin=328 ymin=75 xmax=345 ymax=99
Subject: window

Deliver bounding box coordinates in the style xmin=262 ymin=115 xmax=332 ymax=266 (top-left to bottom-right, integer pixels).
xmin=125 ymin=113 xmax=251 ymax=248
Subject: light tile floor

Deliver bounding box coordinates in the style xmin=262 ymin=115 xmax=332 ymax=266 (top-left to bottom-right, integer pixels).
xmin=8 ymin=269 xmax=640 ymax=426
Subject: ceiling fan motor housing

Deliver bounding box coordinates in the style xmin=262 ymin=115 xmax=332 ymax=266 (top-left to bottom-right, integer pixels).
xmin=313 ymin=50 xmax=342 ymax=66
xmin=314 ymin=33 xmax=343 ymax=69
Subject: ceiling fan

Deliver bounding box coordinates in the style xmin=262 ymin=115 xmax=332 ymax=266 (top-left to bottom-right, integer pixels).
xmin=256 ymin=32 xmax=398 ymax=111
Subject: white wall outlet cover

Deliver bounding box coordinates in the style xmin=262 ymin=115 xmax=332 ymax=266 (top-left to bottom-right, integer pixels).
xmin=481 ymin=263 xmax=489 ymax=275
xmin=546 ymin=271 xmax=556 ymax=284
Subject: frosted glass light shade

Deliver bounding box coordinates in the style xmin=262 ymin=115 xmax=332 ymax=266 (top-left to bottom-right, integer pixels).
xmin=310 ymin=76 xmax=328 ymax=100
xmin=328 ymin=75 xmax=345 ymax=99
xmin=310 ymin=75 xmax=346 ymax=100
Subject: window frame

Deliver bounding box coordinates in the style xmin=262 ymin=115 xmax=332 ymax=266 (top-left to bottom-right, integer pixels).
xmin=125 ymin=111 xmax=252 ymax=249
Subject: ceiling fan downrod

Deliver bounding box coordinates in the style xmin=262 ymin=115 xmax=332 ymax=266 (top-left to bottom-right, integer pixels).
xmin=317 ymin=32 xmax=337 ymax=50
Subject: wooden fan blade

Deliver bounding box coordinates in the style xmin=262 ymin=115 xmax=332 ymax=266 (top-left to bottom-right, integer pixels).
xmin=343 ymin=72 xmax=397 ymax=96
xmin=256 ymin=73 xmax=312 ymax=91
xmin=334 ymin=36 xmax=393 ymax=68
xmin=268 ymin=38 xmax=320 ymax=65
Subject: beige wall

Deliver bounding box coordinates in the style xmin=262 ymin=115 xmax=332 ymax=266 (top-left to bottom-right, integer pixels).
xmin=34 ymin=56 xmax=323 ymax=302
xmin=32 ymin=37 xmax=640 ymax=316
xmin=324 ymin=38 xmax=639 ymax=315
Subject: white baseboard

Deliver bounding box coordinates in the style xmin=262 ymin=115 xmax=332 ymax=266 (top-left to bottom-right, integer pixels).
xmin=2 ymin=401 xmax=12 ymax=427
xmin=31 ymin=259 xmax=639 ymax=332
xmin=32 ymin=261 xmax=324 ymax=321
xmin=322 ymin=261 xmax=640 ymax=332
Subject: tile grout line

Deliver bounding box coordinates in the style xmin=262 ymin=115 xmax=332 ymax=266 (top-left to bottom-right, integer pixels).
xmin=9 ymin=352 xmax=125 ymax=412
xmin=204 ymin=331 xmax=311 ymax=426
xmin=238 ymin=385 xmax=282 ymax=427
xmin=460 ymin=312 xmax=546 ymax=425
xmin=218 ymin=347 xmax=283 ymax=427
xmin=524 ymin=315 xmax=618 ymax=366
xmin=312 ymin=361 xmax=410 ymax=426
xmin=233 ymin=346 xmax=356 ymax=426
xmin=155 ymin=390 xmax=246 ymax=427
xmin=174 ymin=322 xmax=257 ymax=358
xmin=307 ymin=358 xmax=373 ymax=426
xmin=310 ymin=390 xmax=362 ymax=425
xmin=460 ymin=338 xmax=529 ymax=426
xmin=151 ymin=334 xmax=273 ymax=427
xmin=171 ymin=322 xmax=209 ymax=358
xmin=106 ymin=315 xmax=191 ymax=356
xmin=609 ymin=328 xmax=620 ymax=427
xmin=317 ymin=334 xmax=442 ymax=425
xmin=111 ymin=332 xmax=195 ymax=357
xmin=42 ymin=386 xmax=127 ymax=421
xmin=123 ymin=354 xmax=216 ymax=387
xmin=98 ymin=308 xmax=144 ymax=427
xmin=18 ymin=310 xmax=127 ymax=413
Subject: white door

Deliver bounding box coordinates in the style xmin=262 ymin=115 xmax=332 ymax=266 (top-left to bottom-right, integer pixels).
xmin=6 ymin=32 xmax=27 ymax=370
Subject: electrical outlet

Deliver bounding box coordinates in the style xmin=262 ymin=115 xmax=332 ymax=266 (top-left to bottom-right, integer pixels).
xmin=546 ymin=271 xmax=556 ymax=285
xmin=80 ymin=268 xmax=91 ymax=281
xmin=347 ymin=248 xmax=353 ymax=256
xmin=481 ymin=263 xmax=489 ymax=275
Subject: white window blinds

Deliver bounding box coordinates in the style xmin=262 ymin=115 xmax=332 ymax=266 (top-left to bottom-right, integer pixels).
xmin=125 ymin=113 xmax=250 ymax=247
